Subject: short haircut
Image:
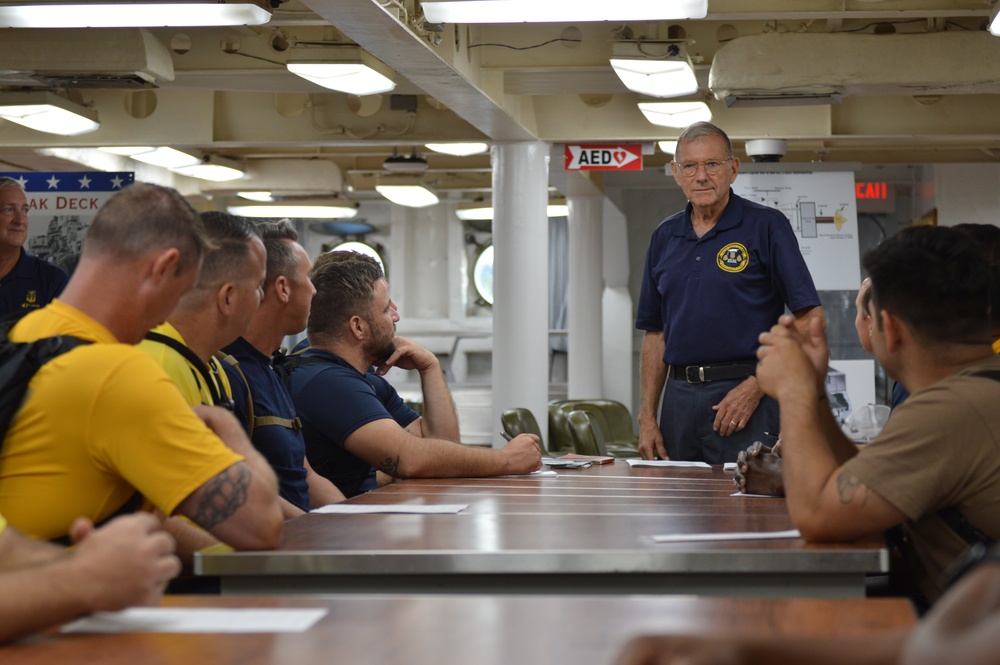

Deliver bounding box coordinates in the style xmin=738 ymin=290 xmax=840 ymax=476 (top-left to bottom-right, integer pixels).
xmin=254 ymin=219 xmax=298 ymax=288
xmin=307 ymin=258 xmax=385 ymax=339
xmin=196 ymin=211 xmax=261 ymax=289
xmin=863 ymin=226 xmax=991 ymax=346
xmin=311 ymin=249 xmax=380 ymax=277
xmin=953 ymin=223 xmax=1000 ymax=328
xmin=0 ymin=177 xmax=25 ymax=193
xmin=675 ymin=122 xmax=734 ymax=162
xmin=83 ymin=182 xmax=212 ymax=273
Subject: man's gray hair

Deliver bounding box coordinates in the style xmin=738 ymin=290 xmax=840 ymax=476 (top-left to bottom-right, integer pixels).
xmin=675 ymin=122 xmax=734 ymax=162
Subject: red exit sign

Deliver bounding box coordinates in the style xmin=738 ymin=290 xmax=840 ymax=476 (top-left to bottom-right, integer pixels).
xmin=856 ymin=182 xmax=889 ymax=199
xmin=565 ymin=144 xmax=643 ymax=171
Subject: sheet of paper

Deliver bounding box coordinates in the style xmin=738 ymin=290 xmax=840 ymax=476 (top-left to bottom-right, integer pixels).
xmin=311 ymin=503 xmax=468 ymax=514
xmin=730 ymin=491 xmax=783 ymax=499
xmin=723 ymin=462 xmax=737 ymax=471
xmin=652 ymin=529 xmax=801 ymax=543
xmin=626 ymin=459 xmax=711 ymax=469
xmin=61 ymin=608 xmax=328 ymax=634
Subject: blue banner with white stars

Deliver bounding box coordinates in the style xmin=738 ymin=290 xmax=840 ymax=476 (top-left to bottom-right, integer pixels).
xmin=0 ymin=171 xmax=134 ymax=192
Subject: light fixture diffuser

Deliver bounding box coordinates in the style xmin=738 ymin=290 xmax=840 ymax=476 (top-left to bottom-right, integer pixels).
xmin=610 ymin=42 xmax=697 ymax=98
xmin=376 ymin=175 xmax=439 ymax=208
xmin=0 ymin=92 xmax=99 ymax=136
xmin=0 ymin=2 xmax=271 ymax=28
xmin=173 ymin=156 xmax=245 ymax=182
xmin=638 ymin=101 xmax=711 ymax=128
xmin=455 ymin=198 xmax=568 ymax=220
xmin=287 ymin=49 xmax=396 ymax=96
xmin=422 ymin=0 xmax=706 ymax=23
xmin=991 ymin=3 xmax=1000 ymax=36
xmin=425 ymin=142 xmax=489 ymax=156
xmin=128 ymin=147 xmax=201 ymax=169
xmin=658 ymin=140 xmax=678 ymax=154
xmin=229 ymin=200 xmax=359 ymax=219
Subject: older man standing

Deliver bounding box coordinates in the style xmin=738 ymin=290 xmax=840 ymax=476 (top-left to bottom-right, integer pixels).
xmin=636 ymin=121 xmax=822 ymax=464
xmin=0 ymin=177 xmax=68 ymax=317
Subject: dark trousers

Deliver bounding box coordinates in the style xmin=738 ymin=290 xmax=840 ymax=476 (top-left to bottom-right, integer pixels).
xmin=659 ymin=377 xmax=779 ymax=465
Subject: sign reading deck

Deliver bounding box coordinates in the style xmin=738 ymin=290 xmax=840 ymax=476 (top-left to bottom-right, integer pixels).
xmin=565 ymin=144 xmax=643 ymax=171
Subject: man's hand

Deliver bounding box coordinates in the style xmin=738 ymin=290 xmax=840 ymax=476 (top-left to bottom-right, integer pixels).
xmin=69 ymin=513 xmax=181 ymax=611
xmin=500 ymin=433 xmax=543 ymax=474
xmin=734 ymin=441 xmax=785 ymax=497
xmin=712 ymin=377 xmax=764 ymax=436
xmin=375 ymin=335 xmax=439 ymax=376
xmin=638 ymin=419 xmax=667 ymax=460
xmin=756 ymin=317 xmax=826 ymax=403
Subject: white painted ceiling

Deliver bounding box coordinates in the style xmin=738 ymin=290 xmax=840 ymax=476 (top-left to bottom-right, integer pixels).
xmin=0 ymin=0 xmax=997 ymax=204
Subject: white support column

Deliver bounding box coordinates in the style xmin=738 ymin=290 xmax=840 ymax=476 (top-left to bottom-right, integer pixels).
xmin=566 ymin=193 xmax=604 ymax=399
xmin=491 ymin=141 xmax=550 ymax=449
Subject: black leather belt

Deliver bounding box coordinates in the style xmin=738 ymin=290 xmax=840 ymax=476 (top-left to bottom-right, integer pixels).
xmin=667 ymin=361 xmax=757 ymax=383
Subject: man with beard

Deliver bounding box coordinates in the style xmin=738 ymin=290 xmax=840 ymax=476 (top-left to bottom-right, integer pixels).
xmin=284 ymin=255 xmax=542 ymax=498
xmin=220 ymin=220 xmax=345 ymax=516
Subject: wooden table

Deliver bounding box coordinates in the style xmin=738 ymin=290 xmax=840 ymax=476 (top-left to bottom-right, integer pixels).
xmin=0 ymin=595 xmax=916 ymax=665
xmin=196 ymin=462 xmax=888 ymax=597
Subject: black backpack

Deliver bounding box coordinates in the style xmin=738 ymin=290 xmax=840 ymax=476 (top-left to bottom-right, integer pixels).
xmin=0 ymin=314 xmax=90 ymax=442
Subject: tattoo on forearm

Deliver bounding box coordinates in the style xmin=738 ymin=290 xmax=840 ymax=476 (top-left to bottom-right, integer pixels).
xmin=836 ymin=470 xmax=869 ymax=506
xmin=192 ymin=463 xmax=251 ymax=529
xmin=378 ymin=455 xmax=401 ymax=478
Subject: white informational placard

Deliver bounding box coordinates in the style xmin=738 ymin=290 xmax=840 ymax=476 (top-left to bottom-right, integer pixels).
xmin=827 ymin=359 xmax=878 ymax=430
xmin=0 ymin=171 xmax=135 ymax=275
xmin=734 ymin=171 xmax=860 ymax=291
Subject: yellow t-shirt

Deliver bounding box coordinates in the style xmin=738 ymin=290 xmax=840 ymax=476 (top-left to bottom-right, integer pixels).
xmin=136 ymin=322 xmax=233 ymax=408
xmin=0 ymin=299 xmax=244 ymax=540
xmin=0 ymin=513 xmax=6 ymax=534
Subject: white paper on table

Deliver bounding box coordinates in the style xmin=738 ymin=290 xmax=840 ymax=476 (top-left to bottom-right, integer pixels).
xmin=311 ymin=503 xmax=469 ymax=514
xmin=497 ymin=469 xmax=558 ymax=478
xmin=652 ymin=529 xmax=801 ymax=543
xmin=626 ymin=459 xmax=711 ymax=469
xmin=723 ymin=462 xmax=737 ymax=472
xmin=61 ymin=608 xmax=328 ymax=634
xmin=730 ymin=491 xmax=783 ymax=499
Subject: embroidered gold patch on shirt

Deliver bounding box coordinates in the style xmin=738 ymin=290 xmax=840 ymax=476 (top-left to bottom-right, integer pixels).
xmin=717 ymin=243 xmax=749 ymax=273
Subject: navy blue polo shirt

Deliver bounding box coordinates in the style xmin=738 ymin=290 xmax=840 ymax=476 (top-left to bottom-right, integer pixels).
xmin=0 ymin=249 xmax=69 ymax=318
xmin=221 ymin=336 xmax=311 ymax=512
xmin=636 ymin=191 xmax=820 ymax=367
xmin=284 ymin=349 xmax=419 ymax=498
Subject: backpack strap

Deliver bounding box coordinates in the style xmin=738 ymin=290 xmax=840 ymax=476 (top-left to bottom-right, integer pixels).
xmin=214 ymin=352 xmax=301 ymax=435
xmin=145 ymin=332 xmax=235 ymax=411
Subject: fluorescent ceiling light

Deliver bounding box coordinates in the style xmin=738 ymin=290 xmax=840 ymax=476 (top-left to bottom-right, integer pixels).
xmin=128 ymin=147 xmax=201 ymax=169
xmin=425 ymin=142 xmax=489 ymax=156
xmin=455 ymin=200 xmax=568 ymax=220
xmin=287 ymin=50 xmax=395 ymax=96
xmin=422 ymin=0 xmax=706 ymax=23
xmin=610 ymin=42 xmax=697 ymax=98
xmin=991 ymin=3 xmax=1000 ymax=36
xmin=229 ymin=201 xmax=359 ymax=219
xmin=0 ymin=2 xmax=271 ymax=28
xmin=0 ymin=92 xmax=98 ymax=136
xmin=376 ymin=175 xmax=439 ymax=208
xmin=173 ymin=162 xmax=245 ymax=182
xmin=638 ymin=101 xmax=711 ymax=128
xmin=658 ymin=140 xmax=678 ymax=154
xmin=99 ymin=146 xmax=155 ymax=156
xmin=238 ymin=191 xmax=274 ymax=202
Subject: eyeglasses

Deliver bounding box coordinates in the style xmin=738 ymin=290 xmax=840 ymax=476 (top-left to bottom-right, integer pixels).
xmin=673 ymin=158 xmax=732 ymax=178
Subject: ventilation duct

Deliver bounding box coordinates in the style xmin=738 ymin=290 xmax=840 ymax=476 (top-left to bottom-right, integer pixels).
xmin=0 ymin=28 xmax=173 ymax=88
xmin=710 ymin=32 xmax=1000 ymax=106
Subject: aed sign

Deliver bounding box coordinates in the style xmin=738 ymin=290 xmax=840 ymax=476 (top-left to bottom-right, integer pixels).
xmin=565 ymin=144 xmax=643 ymax=171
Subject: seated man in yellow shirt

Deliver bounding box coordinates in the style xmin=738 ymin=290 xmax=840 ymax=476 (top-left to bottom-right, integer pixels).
xmin=0 ymin=183 xmax=282 ymax=552
xmin=0 ymin=511 xmax=179 ymax=644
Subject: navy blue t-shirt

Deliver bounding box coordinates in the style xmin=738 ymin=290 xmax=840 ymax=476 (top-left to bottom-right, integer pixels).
xmin=0 ymin=249 xmax=69 ymax=318
xmin=635 ymin=191 xmax=820 ymax=366
xmin=222 ymin=337 xmax=311 ymax=512
xmin=284 ymin=349 xmax=419 ymax=498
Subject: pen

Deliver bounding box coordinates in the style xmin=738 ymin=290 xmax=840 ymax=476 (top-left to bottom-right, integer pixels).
xmin=499 ymin=431 xmax=513 ymax=441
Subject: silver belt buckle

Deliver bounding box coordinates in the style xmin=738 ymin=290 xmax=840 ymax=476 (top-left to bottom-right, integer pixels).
xmin=685 ymin=366 xmax=705 ymax=383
